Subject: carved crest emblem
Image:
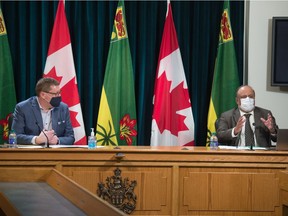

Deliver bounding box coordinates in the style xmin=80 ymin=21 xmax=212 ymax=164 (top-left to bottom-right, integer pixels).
xmin=97 ymin=167 xmax=137 ymax=214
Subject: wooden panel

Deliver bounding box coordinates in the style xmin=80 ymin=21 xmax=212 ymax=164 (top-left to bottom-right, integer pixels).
xmin=0 ymin=168 xmax=50 ymax=182
xmin=251 ymin=173 xmax=279 ymax=211
xmin=61 ymin=166 xmax=172 ymax=215
xmin=278 ymin=171 xmax=288 ymax=216
xmin=142 ymin=172 xmax=168 ymax=210
xmin=211 ymin=173 xmax=250 ymax=210
xmin=279 ymin=171 xmax=288 ymax=191
xmin=183 ymin=173 xmax=209 ymax=210
xmin=71 ymin=171 xmax=101 ymax=194
xmin=179 ymin=167 xmax=281 ymax=216
xmin=1 ymin=147 xmax=287 ymax=216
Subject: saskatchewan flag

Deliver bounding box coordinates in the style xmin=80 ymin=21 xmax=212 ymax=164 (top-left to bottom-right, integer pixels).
xmin=207 ymin=0 xmax=240 ymax=143
xmin=96 ymin=0 xmax=137 ymax=146
xmin=0 ymin=6 xmax=17 ymax=144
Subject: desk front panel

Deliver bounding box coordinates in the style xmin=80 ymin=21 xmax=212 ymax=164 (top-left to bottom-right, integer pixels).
xmin=0 ymin=146 xmax=287 ymax=216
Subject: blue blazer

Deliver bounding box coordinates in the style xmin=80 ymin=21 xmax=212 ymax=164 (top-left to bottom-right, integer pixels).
xmin=12 ymin=96 xmax=75 ymax=145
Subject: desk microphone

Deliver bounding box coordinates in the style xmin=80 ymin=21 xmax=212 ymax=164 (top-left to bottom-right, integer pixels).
xmin=35 ymin=121 xmax=50 ymax=148
xmin=249 ymin=123 xmax=257 ymax=151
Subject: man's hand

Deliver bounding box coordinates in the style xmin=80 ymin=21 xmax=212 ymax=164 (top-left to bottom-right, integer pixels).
xmin=45 ymin=130 xmax=59 ymax=145
xmin=234 ymin=115 xmax=246 ymax=135
xmin=35 ymin=130 xmax=59 ymax=145
xmin=49 ymin=134 xmax=59 ymax=145
xmin=35 ymin=131 xmax=48 ymax=144
xmin=260 ymin=113 xmax=276 ymax=133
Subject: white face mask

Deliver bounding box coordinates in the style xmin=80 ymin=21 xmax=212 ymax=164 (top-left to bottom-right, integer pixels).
xmin=240 ymin=97 xmax=255 ymax=112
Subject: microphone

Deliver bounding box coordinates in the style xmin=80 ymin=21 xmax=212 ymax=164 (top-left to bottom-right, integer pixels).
xmin=35 ymin=121 xmax=50 ymax=148
xmin=249 ymin=123 xmax=256 ymax=151
xmin=42 ymin=131 xmax=50 ymax=148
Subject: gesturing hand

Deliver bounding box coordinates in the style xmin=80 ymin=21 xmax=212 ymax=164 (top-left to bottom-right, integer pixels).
xmin=234 ymin=115 xmax=246 ymax=135
xmin=260 ymin=113 xmax=276 ymax=133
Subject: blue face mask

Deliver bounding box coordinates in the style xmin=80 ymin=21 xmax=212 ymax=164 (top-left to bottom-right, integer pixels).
xmin=240 ymin=97 xmax=255 ymax=112
xmin=50 ymin=96 xmax=61 ymax=107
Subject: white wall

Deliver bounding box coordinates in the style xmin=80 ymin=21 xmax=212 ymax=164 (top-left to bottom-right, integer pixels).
xmin=248 ymin=0 xmax=288 ymax=129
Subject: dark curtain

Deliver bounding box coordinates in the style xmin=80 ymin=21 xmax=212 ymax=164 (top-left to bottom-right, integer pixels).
xmin=1 ymin=0 xmax=244 ymax=146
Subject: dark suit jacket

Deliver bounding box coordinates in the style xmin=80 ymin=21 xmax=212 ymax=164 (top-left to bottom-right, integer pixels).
xmin=12 ymin=96 xmax=75 ymax=145
xmin=216 ymin=106 xmax=278 ymax=147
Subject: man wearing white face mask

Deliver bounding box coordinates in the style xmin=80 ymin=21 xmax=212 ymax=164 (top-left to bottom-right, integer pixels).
xmin=216 ymin=85 xmax=278 ymax=147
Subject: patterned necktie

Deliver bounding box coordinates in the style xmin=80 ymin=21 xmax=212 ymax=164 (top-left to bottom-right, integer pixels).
xmin=244 ymin=114 xmax=255 ymax=146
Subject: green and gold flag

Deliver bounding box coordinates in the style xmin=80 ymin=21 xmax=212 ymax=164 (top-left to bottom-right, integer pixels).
xmin=207 ymin=0 xmax=240 ymax=144
xmin=0 ymin=5 xmax=17 ymax=144
xmin=96 ymin=0 xmax=137 ymax=146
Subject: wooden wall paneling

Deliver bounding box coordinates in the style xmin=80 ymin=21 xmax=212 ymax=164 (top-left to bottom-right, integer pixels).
xmin=179 ymin=166 xmax=281 ymax=215
xmin=211 ymin=173 xmax=251 ymax=210
xmin=251 ymin=173 xmax=279 ymax=211
xmin=182 ymin=172 xmax=209 ymax=210
xmin=0 ymin=167 xmax=51 ymax=182
xmin=1 ymin=147 xmax=288 ymax=216
xmin=61 ymin=165 xmax=173 ymax=215
xmin=279 ymin=171 xmax=288 ymax=216
xmin=46 ymin=169 xmax=125 ymax=216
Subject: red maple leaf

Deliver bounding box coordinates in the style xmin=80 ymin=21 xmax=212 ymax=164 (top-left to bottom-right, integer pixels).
xmin=69 ymin=110 xmax=81 ymax=128
xmin=44 ymin=67 xmax=63 ymax=84
xmin=61 ymin=77 xmax=82 ymax=130
xmin=45 ymin=69 xmax=81 ymax=132
xmin=153 ymin=71 xmax=191 ymax=136
xmin=61 ymin=77 xmax=80 ymax=108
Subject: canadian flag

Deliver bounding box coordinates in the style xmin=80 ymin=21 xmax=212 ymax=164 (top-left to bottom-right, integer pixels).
xmin=43 ymin=0 xmax=86 ymax=144
xmin=151 ymin=1 xmax=195 ymax=146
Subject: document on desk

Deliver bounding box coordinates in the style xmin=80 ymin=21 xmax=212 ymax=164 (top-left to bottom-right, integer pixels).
xmin=51 ymin=145 xmax=88 ymax=148
xmin=17 ymin=145 xmax=105 ymax=149
xmin=218 ymin=145 xmax=267 ymax=150
xmin=50 ymin=145 xmax=105 ymax=148
xmin=17 ymin=145 xmax=44 ymax=149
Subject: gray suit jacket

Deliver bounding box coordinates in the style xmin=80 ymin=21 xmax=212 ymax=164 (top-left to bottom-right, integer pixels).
xmin=216 ymin=106 xmax=278 ymax=147
xmin=12 ymin=96 xmax=75 ymax=145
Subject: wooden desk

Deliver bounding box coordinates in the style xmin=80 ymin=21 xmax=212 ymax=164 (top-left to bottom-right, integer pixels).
xmin=1 ymin=146 xmax=287 ymax=216
xmin=0 ymin=168 xmax=125 ymax=216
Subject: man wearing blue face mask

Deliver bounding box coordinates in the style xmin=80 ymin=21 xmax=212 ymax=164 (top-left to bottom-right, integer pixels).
xmin=12 ymin=77 xmax=75 ymax=145
xmin=216 ymin=85 xmax=278 ymax=147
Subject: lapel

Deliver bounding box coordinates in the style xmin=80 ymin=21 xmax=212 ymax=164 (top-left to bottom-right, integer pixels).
xmin=253 ymin=107 xmax=262 ymax=127
xmin=31 ymin=97 xmax=43 ymax=130
xmin=253 ymin=107 xmax=262 ymax=143
xmin=232 ymin=108 xmax=241 ymax=127
xmin=51 ymin=107 xmax=59 ymax=132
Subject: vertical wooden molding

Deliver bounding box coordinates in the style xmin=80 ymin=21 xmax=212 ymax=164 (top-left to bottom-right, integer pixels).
xmin=55 ymin=163 xmax=63 ymax=172
xmin=171 ymin=165 xmax=179 ymax=216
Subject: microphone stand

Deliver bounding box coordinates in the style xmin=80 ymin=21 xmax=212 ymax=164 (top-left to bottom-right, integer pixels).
xmin=42 ymin=130 xmax=50 ymax=148
xmin=35 ymin=121 xmax=50 ymax=148
xmin=249 ymin=123 xmax=256 ymax=151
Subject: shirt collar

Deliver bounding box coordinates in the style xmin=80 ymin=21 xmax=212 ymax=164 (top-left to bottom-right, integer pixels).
xmin=36 ymin=97 xmax=54 ymax=112
xmin=239 ymin=109 xmax=254 ymax=117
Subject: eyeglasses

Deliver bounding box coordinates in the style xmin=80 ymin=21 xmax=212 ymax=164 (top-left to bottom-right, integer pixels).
xmin=44 ymin=91 xmax=61 ymax=96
